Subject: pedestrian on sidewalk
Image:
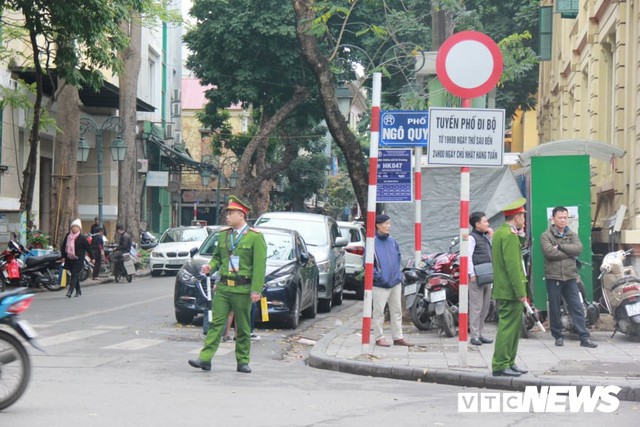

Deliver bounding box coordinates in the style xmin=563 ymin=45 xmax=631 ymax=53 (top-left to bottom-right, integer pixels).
xmin=91 ymin=226 xmax=105 ymax=280
xmin=372 ymin=214 xmax=411 ymax=348
xmin=61 ymin=219 xmax=93 ymax=298
xmin=189 ymin=196 xmax=267 ymax=373
xmin=491 ymin=198 xmax=529 ymax=377
xmin=468 ymin=211 xmax=494 ymax=346
xmin=540 ymin=206 xmax=597 ymax=348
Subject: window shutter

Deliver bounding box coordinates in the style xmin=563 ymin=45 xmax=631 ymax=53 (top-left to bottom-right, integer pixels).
xmin=538 ymin=6 xmax=553 ymax=61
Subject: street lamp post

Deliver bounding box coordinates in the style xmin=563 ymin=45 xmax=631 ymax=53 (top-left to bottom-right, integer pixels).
xmin=77 ymin=116 xmax=126 ymax=226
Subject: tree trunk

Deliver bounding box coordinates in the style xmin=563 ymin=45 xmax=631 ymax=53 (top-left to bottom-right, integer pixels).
xmin=19 ymin=25 xmax=45 ymax=229
xmin=292 ymin=0 xmax=368 ymax=218
xmin=431 ymin=8 xmax=454 ymax=50
xmin=50 ymin=81 xmax=80 ymax=247
xmin=235 ymin=86 xmax=309 ymax=216
xmin=117 ymin=12 xmax=142 ymax=244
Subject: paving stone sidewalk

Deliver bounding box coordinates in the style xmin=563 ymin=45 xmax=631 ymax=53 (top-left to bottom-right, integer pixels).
xmin=309 ymin=303 xmax=640 ymax=401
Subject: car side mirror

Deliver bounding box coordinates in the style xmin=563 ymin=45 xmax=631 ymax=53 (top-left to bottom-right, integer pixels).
xmin=334 ymin=236 xmax=349 ymax=248
xmin=189 ymin=247 xmax=198 ymax=258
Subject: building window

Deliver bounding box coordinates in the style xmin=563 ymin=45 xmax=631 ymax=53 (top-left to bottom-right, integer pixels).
xmin=537 ymin=6 xmax=553 ymax=61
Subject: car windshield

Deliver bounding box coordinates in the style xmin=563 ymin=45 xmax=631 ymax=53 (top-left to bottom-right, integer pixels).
xmin=199 ymin=232 xmax=220 ymax=256
xmin=160 ymin=228 xmax=208 ymax=243
xmin=256 ymin=218 xmax=327 ymax=246
xmin=264 ymin=233 xmax=294 ymax=261
xmin=339 ymin=227 xmax=361 ymax=243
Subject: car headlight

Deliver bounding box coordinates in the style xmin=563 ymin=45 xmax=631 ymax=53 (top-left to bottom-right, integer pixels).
xmin=317 ymin=260 xmax=331 ymax=273
xmin=178 ymin=269 xmax=199 ymax=285
xmin=265 ymin=274 xmax=293 ymax=288
xmin=151 ymin=252 xmax=164 ymax=258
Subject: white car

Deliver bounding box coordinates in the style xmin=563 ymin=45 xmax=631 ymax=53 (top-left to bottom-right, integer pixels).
xmin=338 ymin=221 xmax=366 ymax=299
xmin=150 ymin=226 xmax=217 ymax=277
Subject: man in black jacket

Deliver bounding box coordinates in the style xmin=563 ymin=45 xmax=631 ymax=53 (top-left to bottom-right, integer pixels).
xmin=110 ymin=224 xmax=132 ymax=275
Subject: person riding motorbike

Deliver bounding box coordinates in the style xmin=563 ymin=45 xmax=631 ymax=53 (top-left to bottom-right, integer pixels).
xmin=110 ymin=224 xmax=132 ymax=275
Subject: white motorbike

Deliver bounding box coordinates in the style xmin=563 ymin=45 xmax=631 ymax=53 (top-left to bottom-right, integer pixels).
xmin=598 ymin=249 xmax=640 ymax=337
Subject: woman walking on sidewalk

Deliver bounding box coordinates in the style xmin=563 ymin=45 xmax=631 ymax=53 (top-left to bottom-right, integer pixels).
xmin=61 ymin=219 xmax=93 ymax=298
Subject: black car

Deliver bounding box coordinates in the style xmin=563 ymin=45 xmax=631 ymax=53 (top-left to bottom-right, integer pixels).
xmin=174 ymin=227 xmax=319 ymax=329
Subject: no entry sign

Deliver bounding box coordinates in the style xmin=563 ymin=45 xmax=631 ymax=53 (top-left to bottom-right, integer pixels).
xmin=436 ymin=31 xmax=503 ymax=99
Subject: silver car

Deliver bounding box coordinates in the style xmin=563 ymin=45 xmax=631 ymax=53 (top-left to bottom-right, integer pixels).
xmin=255 ymin=212 xmax=348 ymax=312
xmin=338 ymin=221 xmax=366 ymax=299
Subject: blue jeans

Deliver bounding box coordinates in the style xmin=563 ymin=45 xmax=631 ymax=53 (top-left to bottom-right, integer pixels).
xmin=546 ymin=278 xmax=589 ymax=340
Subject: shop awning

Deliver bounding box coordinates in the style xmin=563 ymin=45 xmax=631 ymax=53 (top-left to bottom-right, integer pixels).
xmin=519 ymin=139 xmax=626 ymax=166
xmin=12 ymin=68 xmax=155 ymax=112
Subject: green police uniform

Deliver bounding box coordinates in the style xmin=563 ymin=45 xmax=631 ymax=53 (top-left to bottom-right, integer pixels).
xmin=491 ymin=199 xmax=528 ymax=373
xmin=198 ymin=197 xmax=267 ymax=367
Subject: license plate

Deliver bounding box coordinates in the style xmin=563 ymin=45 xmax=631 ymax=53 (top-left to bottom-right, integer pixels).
xmin=167 ymin=260 xmax=184 ymax=265
xmin=430 ymin=289 xmax=446 ymax=303
xmin=16 ymin=319 xmax=37 ymax=339
xmin=625 ymin=302 xmax=640 ymax=317
xmin=404 ymin=283 xmax=417 ymax=296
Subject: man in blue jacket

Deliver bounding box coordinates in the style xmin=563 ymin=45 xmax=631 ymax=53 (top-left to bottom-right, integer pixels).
xmin=372 ymin=214 xmax=411 ymax=347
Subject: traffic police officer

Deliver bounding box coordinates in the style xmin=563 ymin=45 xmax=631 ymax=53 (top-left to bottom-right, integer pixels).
xmin=491 ymin=197 xmax=529 ymax=377
xmin=189 ymin=196 xmax=267 ymax=373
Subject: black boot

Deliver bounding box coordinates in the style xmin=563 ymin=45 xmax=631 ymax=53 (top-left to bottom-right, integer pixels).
xmin=66 ymin=288 xmax=73 ymax=298
xmin=74 ymin=287 xmax=82 ymax=297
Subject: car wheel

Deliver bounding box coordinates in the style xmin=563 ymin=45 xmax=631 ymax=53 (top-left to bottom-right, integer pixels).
xmin=332 ymin=286 xmax=343 ymax=306
xmin=151 ymin=269 xmax=162 ymax=277
xmin=354 ymin=281 xmax=364 ymax=300
xmin=318 ymin=296 xmax=332 ymax=313
xmin=286 ymin=290 xmax=301 ymax=329
xmin=175 ymin=310 xmax=194 ymax=325
xmin=302 ymin=287 xmax=318 ymax=319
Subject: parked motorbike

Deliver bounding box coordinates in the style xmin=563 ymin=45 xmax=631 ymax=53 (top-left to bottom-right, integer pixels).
xmin=0 ymin=288 xmax=45 ymax=410
xmin=140 ymin=230 xmax=158 ymax=250
xmin=598 ymin=249 xmax=640 ymax=337
xmin=0 ymin=241 xmax=63 ymax=291
xmin=404 ymin=237 xmax=460 ymax=337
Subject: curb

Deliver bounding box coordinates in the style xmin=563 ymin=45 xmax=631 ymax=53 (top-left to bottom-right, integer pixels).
xmin=308 ymin=320 xmax=640 ymax=402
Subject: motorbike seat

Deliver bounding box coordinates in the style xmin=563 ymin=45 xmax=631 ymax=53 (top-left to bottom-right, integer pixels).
xmin=25 ymin=252 xmax=61 ymax=267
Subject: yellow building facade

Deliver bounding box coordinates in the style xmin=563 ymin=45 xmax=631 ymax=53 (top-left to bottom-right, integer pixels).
xmin=538 ymin=0 xmax=640 ymax=243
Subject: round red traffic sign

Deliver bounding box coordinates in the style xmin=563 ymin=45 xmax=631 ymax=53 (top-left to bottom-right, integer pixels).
xmin=436 ymin=31 xmax=503 ymax=99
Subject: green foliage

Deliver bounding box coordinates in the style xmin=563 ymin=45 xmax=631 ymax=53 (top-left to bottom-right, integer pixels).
xmin=326 ymin=173 xmax=356 ymax=219
xmin=0 ymin=0 xmax=146 ymax=89
xmin=27 ymin=229 xmax=50 ymax=248
xmin=282 ymin=152 xmax=329 ymax=211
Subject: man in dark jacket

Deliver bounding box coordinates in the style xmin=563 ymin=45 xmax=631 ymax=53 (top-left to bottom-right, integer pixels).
xmin=110 ymin=224 xmax=132 ymax=274
xmin=372 ymin=214 xmax=411 ymax=347
xmin=540 ymin=206 xmax=597 ymax=348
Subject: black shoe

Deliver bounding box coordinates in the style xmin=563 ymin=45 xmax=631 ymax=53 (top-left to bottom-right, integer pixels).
xmin=470 ymin=338 xmax=482 ymax=346
xmin=188 ymin=358 xmax=211 ymax=371
xmin=580 ymin=339 xmax=598 ymax=348
xmin=492 ymin=368 xmax=522 ymax=377
xmin=480 ymin=336 xmax=493 ymax=344
xmin=237 ymin=364 xmax=251 ymax=373
xmin=74 ymin=293 xmax=81 ymax=297
xmin=66 ymin=290 xmax=72 ymax=298
xmin=555 ymin=337 xmax=564 ymax=347
xmin=511 ymin=364 xmax=528 ymax=374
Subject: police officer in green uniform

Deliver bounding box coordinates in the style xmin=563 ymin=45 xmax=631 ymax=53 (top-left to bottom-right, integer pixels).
xmin=189 ymin=196 xmax=267 ymax=373
xmin=491 ymin=197 xmax=529 ymax=377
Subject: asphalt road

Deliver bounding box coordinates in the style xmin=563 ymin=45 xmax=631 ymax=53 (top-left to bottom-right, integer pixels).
xmin=1 ymin=276 xmax=637 ymax=426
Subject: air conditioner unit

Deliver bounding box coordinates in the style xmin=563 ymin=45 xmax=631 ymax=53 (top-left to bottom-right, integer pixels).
xmin=171 ymin=102 xmax=181 ymax=118
xmin=173 ymin=89 xmax=181 ymax=102
xmin=165 ymin=124 xmax=173 ymax=142
xmin=137 ymin=158 xmax=148 ymax=173
xmin=174 ymin=131 xmax=182 ymax=145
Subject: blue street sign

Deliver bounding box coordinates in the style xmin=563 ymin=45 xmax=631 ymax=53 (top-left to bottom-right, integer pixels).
xmin=380 ymin=110 xmax=429 ymax=147
xmin=377 ymin=149 xmax=413 ymax=203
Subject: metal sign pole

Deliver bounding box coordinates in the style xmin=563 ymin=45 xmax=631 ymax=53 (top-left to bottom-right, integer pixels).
xmin=361 ymin=72 xmax=382 ymax=354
